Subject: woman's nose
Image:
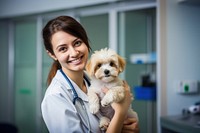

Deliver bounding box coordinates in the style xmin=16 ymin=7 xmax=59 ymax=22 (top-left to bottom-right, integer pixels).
xmin=69 ymin=47 xmax=79 ymax=57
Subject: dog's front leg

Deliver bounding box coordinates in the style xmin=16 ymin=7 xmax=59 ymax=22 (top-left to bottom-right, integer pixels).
xmin=87 ymin=89 xmax=100 ymax=114
xmin=101 ymin=86 xmax=125 ymax=107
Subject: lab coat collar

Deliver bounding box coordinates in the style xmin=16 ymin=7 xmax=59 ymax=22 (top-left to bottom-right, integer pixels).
xmin=55 ymin=70 xmax=89 ymax=102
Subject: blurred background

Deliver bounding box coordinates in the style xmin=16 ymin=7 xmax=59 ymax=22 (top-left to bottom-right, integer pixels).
xmin=0 ymin=0 xmax=200 ymax=133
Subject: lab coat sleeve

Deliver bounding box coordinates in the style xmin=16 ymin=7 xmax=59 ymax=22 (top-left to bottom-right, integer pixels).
xmin=41 ymin=93 xmax=84 ymax=133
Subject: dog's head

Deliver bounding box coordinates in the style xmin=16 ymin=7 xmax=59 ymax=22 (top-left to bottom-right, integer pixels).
xmin=86 ymin=48 xmax=126 ymax=83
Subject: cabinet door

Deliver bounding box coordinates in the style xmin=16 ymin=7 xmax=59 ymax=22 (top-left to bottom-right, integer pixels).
xmin=0 ymin=21 xmax=9 ymax=121
xmin=14 ymin=21 xmax=37 ymax=133
xmin=118 ymin=9 xmax=156 ymax=133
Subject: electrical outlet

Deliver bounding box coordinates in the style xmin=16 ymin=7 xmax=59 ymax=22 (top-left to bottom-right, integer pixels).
xmin=176 ymin=80 xmax=198 ymax=94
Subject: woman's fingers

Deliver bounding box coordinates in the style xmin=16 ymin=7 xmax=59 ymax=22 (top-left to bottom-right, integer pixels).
xmin=123 ymin=117 xmax=137 ymax=124
xmin=123 ymin=81 xmax=130 ymax=91
xmin=123 ymin=81 xmax=134 ymax=101
xmin=122 ymin=118 xmax=140 ymax=133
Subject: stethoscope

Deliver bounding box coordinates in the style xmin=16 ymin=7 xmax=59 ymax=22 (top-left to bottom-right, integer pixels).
xmin=59 ymin=69 xmax=91 ymax=133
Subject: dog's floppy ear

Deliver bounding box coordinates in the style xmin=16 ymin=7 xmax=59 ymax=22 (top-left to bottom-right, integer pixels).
xmin=86 ymin=59 xmax=93 ymax=76
xmin=118 ymin=55 xmax=126 ymax=73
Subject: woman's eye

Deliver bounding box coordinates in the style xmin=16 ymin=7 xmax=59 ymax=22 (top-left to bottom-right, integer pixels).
xmin=74 ymin=40 xmax=82 ymax=46
xmin=59 ymin=47 xmax=67 ymax=52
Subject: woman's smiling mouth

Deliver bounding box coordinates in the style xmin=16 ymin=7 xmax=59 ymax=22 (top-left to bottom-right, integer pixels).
xmin=68 ymin=55 xmax=83 ymax=64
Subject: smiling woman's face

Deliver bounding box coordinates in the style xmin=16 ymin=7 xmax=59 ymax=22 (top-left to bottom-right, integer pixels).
xmin=48 ymin=31 xmax=89 ymax=74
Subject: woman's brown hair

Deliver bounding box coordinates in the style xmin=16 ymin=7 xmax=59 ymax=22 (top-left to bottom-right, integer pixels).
xmin=42 ymin=16 xmax=91 ymax=85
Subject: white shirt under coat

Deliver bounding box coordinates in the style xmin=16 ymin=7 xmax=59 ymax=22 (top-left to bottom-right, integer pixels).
xmin=41 ymin=70 xmax=102 ymax=133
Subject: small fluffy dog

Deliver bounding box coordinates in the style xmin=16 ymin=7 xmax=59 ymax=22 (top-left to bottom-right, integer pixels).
xmin=86 ymin=48 xmax=138 ymax=130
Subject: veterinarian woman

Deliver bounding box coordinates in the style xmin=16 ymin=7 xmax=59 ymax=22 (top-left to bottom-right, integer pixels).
xmin=41 ymin=15 xmax=139 ymax=133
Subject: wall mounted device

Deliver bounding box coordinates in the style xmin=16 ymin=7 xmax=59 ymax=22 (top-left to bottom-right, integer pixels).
xmin=175 ymin=80 xmax=199 ymax=94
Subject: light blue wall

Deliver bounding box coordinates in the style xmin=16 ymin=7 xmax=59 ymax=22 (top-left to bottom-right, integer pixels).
xmin=167 ymin=0 xmax=200 ymax=115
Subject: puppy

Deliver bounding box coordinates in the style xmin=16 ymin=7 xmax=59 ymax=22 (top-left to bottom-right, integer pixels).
xmin=86 ymin=48 xmax=138 ymax=130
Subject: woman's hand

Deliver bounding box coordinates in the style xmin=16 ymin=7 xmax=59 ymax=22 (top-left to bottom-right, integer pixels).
xmin=102 ymin=81 xmax=135 ymax=133
xmin=102 ymin=82 xmax=139 ymax=133
xmin=110 ymin=81 xmax=132 ymax=116
xmin=101 ymin=81 xmax=132 ymax=117
xmin=122 ymin=117 xmax=140 ymax=133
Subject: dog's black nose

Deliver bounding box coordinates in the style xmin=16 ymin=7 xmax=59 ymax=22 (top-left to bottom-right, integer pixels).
xmin=104 ymin=69 xmax=110 ymax=75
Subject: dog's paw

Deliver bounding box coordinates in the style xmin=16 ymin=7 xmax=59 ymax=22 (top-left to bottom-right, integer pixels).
xmin=101 ymin=99 xmax=110 ymax=107
xmin=99 ymin=117 xmax=110 ymax=131
xmin=89 ymin=104 xmax=99 ymax=114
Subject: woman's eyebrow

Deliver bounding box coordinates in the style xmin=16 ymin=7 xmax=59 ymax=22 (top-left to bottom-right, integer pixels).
xmin=55 ymin=38 xmax=80 ymax=50
xmin=55 ymin=44 xmax=67 ymax=50
xmin=72 ymin=38 xmax=80 ymax=44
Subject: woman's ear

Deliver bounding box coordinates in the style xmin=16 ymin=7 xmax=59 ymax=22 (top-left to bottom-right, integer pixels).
xmin=46 ymin=50 xmax=57 ymax=61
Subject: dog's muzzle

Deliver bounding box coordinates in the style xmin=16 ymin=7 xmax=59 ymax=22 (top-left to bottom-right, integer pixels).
xmin=104 ymin=69 xmax=110 ymax=77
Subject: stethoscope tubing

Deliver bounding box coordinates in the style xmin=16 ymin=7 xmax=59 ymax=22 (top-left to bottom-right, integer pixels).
xmin=59 ymin=69 xmax=91 ymax=133
xmin=59 ymin=69 xmax=79 ymax=104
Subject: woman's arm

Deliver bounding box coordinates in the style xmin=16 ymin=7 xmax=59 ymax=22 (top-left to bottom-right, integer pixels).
xmin=103 ymin=81 xmax=133 ymax=133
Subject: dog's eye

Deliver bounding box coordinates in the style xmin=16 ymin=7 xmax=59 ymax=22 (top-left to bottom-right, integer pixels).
xmin=97 ymin=63 xmax=101 ymax=68
xmin=110 ymin=62 xmax=114 ymax=67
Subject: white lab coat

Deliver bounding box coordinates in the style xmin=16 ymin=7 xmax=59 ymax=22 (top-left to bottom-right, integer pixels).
xmin=41 ymin=70 xmax=102 ymax=133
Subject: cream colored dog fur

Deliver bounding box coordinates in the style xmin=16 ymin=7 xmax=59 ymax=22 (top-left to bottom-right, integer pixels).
xmin=86 ymin=48 xmax=138 ymax=130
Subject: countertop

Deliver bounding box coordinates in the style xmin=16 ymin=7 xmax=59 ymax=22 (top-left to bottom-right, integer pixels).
xmin=161 ymin=114 xmax=200 ymax=133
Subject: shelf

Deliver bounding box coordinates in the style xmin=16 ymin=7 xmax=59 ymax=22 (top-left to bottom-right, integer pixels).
xmin=161 ymin=114 xmax=200 ymax=133
xmin=178 ymin=0 xmax=200 ymax=5
xmin=129 ymin=52 xmax=156 ymax=64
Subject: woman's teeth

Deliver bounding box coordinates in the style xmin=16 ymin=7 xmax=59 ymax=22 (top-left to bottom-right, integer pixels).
xmin=72 ymin=58 xmax=81 ymax=63
xmin=69 ymin=56 xmax=82 ymax=63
